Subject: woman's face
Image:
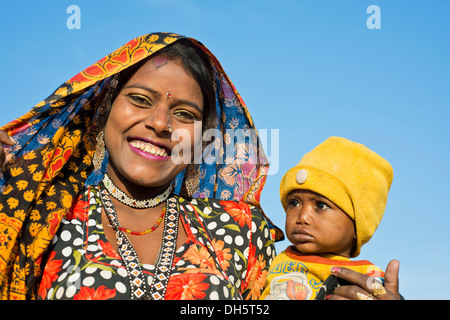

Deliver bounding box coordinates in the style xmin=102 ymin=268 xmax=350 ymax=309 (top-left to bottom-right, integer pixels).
xmin=285 ymin=190 xmax=356 ymax=258
xmin=104 ymin=56 xmax=204 ymax=192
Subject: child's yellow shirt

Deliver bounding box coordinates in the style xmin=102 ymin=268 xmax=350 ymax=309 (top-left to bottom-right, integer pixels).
xmin=261 ymin=246 xmax=384 ymax=300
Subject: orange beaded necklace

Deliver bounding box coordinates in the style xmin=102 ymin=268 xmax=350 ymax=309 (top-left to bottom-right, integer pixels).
xmin=113 ymin=207 xmax=166 ymax=236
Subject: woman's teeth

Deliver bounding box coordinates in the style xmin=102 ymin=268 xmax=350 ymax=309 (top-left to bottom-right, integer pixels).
xmin=130 ymin=140 xmax=169 ymax=157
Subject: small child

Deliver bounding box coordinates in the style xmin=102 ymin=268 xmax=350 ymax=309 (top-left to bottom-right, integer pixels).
xmin=261 ymin=137 xmax=393 ymax=300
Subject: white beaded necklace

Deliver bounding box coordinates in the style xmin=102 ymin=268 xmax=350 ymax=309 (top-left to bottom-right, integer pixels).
xmin=102 ymin=173 xmax=172 ymax=209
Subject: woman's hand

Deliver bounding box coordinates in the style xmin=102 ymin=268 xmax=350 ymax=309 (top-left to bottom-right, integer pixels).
xmin=328 ymin=259 xmax=401 ymax=300
xmin=0 ymin=130 xmax=16 ymax=168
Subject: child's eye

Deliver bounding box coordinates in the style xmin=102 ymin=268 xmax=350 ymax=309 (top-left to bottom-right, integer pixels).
xmin=316 ymin=201 xmax=330 ymax=210
xmin=287 ymin=199 xmax=300 ymax=208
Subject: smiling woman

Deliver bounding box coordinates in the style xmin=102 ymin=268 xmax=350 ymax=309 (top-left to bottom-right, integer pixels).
xmin=106 ymin=58 xmax=201 ymax=187
xmin=0 ymin=32 xmax=283 ymax=300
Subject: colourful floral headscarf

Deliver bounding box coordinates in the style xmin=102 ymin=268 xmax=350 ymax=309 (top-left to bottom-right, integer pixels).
xmin=0 ymin=32 xmax=283 ymax=299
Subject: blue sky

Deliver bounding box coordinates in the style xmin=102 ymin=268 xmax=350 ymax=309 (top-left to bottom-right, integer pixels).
xmin=1 ymin=1 xmax=449 ymax=299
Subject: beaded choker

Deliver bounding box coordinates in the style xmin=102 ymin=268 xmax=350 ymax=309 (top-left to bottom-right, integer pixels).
xmin=102 ymin=173 xmax=172 ymax=209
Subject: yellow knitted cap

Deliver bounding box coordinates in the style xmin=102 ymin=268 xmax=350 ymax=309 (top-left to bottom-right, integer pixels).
xmin=280 ymin=137 xmax=393 ymax=257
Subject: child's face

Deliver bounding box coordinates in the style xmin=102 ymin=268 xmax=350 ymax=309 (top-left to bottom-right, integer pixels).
xmin=285 ymin=190 xmax=356 ymax=258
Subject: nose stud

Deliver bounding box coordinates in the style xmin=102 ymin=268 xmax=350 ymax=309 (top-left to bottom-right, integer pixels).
xmin=165 ymin=92 xmax=173 ymax=132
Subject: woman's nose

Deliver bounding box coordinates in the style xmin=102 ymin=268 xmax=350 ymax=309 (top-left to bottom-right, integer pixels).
xmin=143 ymin=105 xmax=171 ymax=134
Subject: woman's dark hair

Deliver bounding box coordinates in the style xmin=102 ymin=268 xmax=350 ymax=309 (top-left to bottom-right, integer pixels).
xmin=110 ymin=38 xmax=217 ymax=133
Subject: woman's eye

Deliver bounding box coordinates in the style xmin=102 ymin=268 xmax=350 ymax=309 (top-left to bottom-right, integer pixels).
xmin=173 ymin=110 xmax=199 ymax=121
xmin=128 ymin=94 xmax=151 ymax=106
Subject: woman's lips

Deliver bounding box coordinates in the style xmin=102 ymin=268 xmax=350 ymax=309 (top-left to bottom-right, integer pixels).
xmin=128 ymin=139 xmax=170 ymax=159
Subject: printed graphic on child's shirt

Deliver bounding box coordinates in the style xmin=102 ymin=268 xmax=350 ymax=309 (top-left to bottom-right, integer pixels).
xmin=264 ymin=272 xmax=313 ymax=300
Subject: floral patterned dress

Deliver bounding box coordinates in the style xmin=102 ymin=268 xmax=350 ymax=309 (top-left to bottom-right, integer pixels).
xmin=38 ymin=185 xmax=276 ymax=300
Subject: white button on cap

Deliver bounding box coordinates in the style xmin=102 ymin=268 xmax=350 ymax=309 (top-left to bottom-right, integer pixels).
xmin=296 ymin=169 xmax=308 ymax=184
